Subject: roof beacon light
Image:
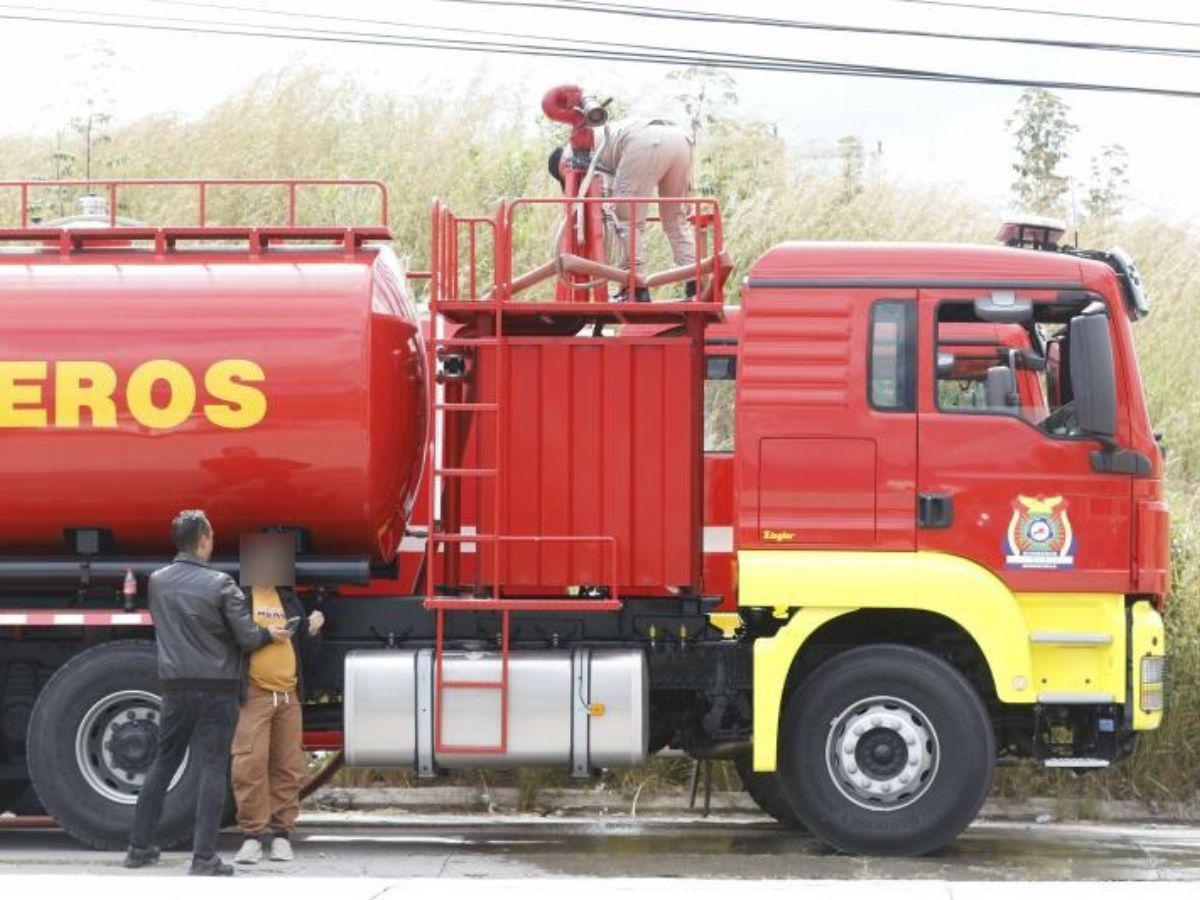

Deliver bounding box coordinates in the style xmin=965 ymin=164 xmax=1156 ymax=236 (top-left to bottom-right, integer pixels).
xmin=997 ymin=215 xmax=1066 ymax=251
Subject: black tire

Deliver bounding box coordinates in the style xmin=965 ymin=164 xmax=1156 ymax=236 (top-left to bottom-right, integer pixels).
xmin=733 ymin=752 xmax=804 ymax=829
xmin=26 ymin=640 xmax=203 ymax=850
xmin=778 ymin=644 xmax=994 ymax=856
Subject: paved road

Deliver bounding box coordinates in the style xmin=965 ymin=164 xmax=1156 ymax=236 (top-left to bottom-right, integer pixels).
xmin=3 ymin=813 xmax=1200 ymax=881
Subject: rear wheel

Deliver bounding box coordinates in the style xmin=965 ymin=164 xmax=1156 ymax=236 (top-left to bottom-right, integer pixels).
xmin=26 ymin=641 xmax=200 ymax=849
xmin=733 ymin=752 xmax=803 ymax=828
xmin=778 ymin=644 xmax=994 ymax=856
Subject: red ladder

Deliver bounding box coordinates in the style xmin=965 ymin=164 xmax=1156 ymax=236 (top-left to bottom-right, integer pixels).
xmin=423 ymin=201 xmax=620 ymax=757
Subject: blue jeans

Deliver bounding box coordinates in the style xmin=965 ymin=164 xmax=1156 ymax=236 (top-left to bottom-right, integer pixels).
xmin=129 ymin=690 xmax=238 ymax=860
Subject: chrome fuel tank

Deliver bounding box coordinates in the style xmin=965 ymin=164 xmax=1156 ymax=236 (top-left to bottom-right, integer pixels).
xmin=344 ymin=647 xmax=647 ymax=774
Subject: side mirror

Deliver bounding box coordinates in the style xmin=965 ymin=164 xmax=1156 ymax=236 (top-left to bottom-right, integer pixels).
xmin=1069 ymin=313 xmax=1117 ymax=438
xmin=985 ymin=366 xmax=1018 ymax=411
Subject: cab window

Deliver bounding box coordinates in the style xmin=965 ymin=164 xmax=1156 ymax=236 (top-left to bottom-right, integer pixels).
xmin=869 ymin=300 xmax=916 ymax=411
xmin=935 ymin=297 xmax=1106 ymax=437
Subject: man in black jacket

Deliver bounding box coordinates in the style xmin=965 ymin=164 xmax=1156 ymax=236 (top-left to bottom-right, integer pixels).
xmin=125 ymin=510 xmax=290 ymax=876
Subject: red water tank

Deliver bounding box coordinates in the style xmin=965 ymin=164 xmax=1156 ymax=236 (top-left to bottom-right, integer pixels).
xmin=0 ymin=245 xmax=426 ymax=563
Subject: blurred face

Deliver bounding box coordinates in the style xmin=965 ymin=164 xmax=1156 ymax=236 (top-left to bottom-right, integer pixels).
xmin=239 ymin=534 xmax=296 ymax=587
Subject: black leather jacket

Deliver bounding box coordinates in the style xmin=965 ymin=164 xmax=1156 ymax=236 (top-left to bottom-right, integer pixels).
xmin=149 ymin=553 xmax=271 ymax=691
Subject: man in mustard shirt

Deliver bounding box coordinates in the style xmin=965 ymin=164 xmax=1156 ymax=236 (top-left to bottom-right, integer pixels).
xmin=230 ymin=535 xmax=324 ymax=865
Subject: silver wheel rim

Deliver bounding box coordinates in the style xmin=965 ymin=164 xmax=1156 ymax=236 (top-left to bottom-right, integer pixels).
xmin=74 ymin=690 xmax=189 ymax=805
xmin=825 ymin=695 xmax=939 ymax=812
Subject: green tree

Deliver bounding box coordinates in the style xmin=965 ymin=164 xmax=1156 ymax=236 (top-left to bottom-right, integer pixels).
xmin=667 ymin=66 xmax=738 ymax=144
xmin=65 ymin=42 xmax=121 ymax=181
xmin=838 ymin=135 xmax=865 ymax=200
xmin=1007 ymin=87 xmax=1078 ymax=216
xmin=1085 ymin=143 xmax=1130 ymax=220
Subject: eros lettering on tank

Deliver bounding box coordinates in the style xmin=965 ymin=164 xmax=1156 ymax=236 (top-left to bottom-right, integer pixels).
xmin=0 ymin=358 xmax=267 ymax=429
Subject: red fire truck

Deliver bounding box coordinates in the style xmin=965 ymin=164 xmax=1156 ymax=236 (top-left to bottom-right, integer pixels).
xmin=0 ymin=91 xmax=1168 ymax=857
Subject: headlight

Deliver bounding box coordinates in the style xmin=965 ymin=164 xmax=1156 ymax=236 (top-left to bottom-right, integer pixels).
xmin=1141 ymin=655 xmax=1166 ymax=685
xmin=1141 ymin=685 xmax=1165 ymax=712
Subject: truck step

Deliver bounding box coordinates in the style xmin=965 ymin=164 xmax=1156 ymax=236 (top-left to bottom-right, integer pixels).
xmin=1029 ymin=631 xmax=1112 ymax=646
xmin=1042 ymin=758 xmax=1111 ymax=769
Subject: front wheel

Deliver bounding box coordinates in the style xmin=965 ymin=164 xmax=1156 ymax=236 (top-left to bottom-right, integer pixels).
xmin=778 ymin=644 xmax=994 ymax=856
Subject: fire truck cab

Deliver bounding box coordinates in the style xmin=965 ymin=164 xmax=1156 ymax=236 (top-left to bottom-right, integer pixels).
xmin=732 ymin=237 xmax=1166 ymax=852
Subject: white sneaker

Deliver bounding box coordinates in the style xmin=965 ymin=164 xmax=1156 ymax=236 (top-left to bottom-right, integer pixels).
xmin=269 ymin=835 xmax=293 ymax=862
xmin=234 ymin=837 xmax=262 ymax=865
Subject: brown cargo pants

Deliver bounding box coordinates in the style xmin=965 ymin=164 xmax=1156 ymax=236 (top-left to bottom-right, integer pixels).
xmin=610 ymin=122 xmax=696 ymax=272
xmin=231 ymin=683 xmax=305 ymax=836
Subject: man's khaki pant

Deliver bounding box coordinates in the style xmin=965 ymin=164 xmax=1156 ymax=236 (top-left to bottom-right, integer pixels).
xmin=231 ymin=683 xmax=305 ymax=836
xmin=611 ymin=123 xmax=696 ymax=271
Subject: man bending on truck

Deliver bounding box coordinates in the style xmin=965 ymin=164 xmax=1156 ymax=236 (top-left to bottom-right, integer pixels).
xmin=125 ymin=510 xmax=291 ymax=877
xmin=549 ymin=117 xmax=696 ymax=302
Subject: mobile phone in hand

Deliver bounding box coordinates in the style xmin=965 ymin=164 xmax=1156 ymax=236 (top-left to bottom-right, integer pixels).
xmin=284 ymin=616 xmax=302 ymax=632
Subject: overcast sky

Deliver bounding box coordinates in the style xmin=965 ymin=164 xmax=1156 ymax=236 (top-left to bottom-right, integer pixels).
xmin=1 ymin=0 xmax=1198 ymax=224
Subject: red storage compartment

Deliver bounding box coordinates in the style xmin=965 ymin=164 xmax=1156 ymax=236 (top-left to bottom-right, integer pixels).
xmin=471 ymin=335 xmax=703 ymax=592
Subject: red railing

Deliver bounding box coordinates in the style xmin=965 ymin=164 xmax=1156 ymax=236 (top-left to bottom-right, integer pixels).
xmin=429 ymin=195 xmax=729 ymax=307
xmin=0 ymin=178 xmax=389 ymax=228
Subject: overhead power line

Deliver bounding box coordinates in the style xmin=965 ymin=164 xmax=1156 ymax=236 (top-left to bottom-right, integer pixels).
xmin=4 ymin=5 xmax=1200 ymax=100
xmin=426 ymin=0 xmax=1200 ymax=59
xmin=888 ymin=0 xmax=1200 ymax=30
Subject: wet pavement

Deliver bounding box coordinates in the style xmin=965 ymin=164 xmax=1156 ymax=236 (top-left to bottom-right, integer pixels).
xmin=2 ymin=813 xmax=1200 ymax=881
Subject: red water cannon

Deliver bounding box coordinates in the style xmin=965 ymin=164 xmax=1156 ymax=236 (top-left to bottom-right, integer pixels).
xmin=541 ymin=84 xmax=613 ymax=302
xmin=541 ymin=84 xmax=611 ymax=151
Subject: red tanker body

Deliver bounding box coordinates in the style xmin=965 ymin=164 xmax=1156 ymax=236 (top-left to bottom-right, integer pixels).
xmin=0 ymin=214 xmax=425 ymax=563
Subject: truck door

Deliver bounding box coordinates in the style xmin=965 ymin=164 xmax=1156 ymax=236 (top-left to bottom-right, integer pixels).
xmin=915 ymin=289 xmax=1132 ymax=592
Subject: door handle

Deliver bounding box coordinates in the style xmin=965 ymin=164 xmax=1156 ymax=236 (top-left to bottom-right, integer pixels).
xmin=917 ymin=493 xmax=954 ymax=529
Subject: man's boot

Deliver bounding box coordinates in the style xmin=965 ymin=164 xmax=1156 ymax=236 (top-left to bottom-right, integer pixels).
xmin=189 ymin=854 xmax=235 ymax=876
xmin=613 ymin=286 xmax=652 ymax=303
xmin=123 ymin=845 xmax=161 ymax=868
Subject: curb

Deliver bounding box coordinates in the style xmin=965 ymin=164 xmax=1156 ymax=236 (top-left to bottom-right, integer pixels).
xmin=307 ymin=786 xmax=1200 ymax=823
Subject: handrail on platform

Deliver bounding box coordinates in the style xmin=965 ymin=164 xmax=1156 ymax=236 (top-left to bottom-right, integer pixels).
xmin=430 ymin=194 xmax=729 ymax=308
xmin=0 ymin=178 xmax=390 ymax=229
